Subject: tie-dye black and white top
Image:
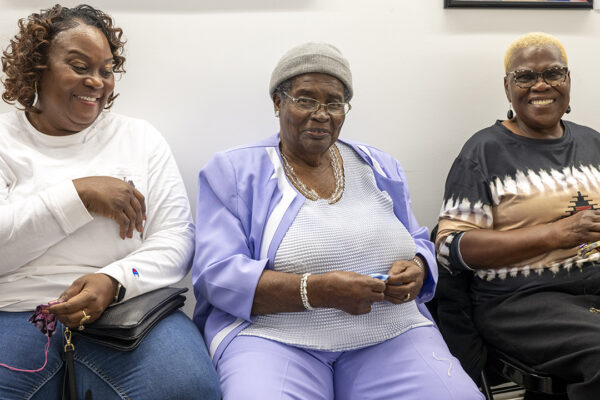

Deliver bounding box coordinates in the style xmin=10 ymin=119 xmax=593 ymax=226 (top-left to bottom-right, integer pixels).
xmin=437 ymin=120 xmax=600 ymax=301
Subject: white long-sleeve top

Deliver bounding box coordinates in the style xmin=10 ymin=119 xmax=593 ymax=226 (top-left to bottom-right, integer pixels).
xmin=0 ymin=110 xmax=194 ymax=311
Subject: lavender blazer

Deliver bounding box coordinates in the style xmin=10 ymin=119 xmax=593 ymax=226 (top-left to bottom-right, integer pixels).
xmin=192 ymin=134 xmax=437 ymax=364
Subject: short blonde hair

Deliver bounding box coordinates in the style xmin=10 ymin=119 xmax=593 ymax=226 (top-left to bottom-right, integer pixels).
xmin=504 ymin=32 xmax=568 ymax=72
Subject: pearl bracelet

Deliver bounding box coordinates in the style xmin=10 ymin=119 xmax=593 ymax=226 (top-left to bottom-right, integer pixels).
xmin=300 ymin=273 xmax=314 ymax=310
xmin=412 ymin=256 xmax=425 ymax=273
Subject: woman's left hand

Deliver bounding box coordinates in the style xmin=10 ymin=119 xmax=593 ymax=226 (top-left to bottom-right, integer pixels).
xmin=384 ymin=260 xmax=425 ymax=304
xmin=45 ymin=273 xmax=118 ymax=329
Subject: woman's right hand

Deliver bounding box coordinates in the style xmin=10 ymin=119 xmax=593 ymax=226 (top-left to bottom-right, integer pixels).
xmin=310 ymin=271 xmax=386 ymax=315
xmin=46 ymin=273 xmax=118 ymax=328
xmin=73 ymin=176 xmax=146 ymax=239
xmin=550 ymin=209 xmax=600 ymax=249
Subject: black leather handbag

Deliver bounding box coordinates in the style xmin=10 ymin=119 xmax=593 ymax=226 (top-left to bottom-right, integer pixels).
xmin=62 ymin=286 xmax=187 ymax=399
xmin=73 ymin=286 xmax=187 ymax=351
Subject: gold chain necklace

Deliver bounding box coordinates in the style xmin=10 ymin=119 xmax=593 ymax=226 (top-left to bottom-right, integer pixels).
xmin=280 ymin=144 xmax=344 ymax=204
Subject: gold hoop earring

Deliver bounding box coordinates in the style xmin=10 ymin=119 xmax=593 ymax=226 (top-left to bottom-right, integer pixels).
xmin=33 ymin=81 xmax=39 ymax=106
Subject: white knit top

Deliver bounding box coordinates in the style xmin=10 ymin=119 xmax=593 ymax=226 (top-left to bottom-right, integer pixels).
xmin=0 ymin=110 xmax=194 ymax=311
xmin=239 ymin=143 xmax=432 ymax=351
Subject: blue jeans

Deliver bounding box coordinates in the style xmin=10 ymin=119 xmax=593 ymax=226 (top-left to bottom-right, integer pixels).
xmin=0 ymin=310 xmax=221 ymax=400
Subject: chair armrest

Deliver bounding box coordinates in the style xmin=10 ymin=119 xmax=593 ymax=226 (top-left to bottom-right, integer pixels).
xmin=487 ymin=346 xmax=567 ymax=394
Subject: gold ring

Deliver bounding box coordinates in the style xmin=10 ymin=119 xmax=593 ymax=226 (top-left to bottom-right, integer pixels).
xmin=578 ymin=241 xmax=600 ymax=257
xmin=78 ymin=310 xmax=91 ymax=330
xmin=404 ymin=293 xmax=411 ymax=302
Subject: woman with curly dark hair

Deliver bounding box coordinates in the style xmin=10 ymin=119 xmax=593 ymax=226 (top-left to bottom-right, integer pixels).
xmin=0 ymin=4 xmax=220 ymax=399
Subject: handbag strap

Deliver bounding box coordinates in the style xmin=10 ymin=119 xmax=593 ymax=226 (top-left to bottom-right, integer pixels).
xmin=62 ymin=328 xmax=78 ymax=400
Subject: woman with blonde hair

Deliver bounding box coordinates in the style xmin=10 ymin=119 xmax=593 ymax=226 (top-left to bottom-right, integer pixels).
xmin=437 ymin=32 xmax=600 ymax=399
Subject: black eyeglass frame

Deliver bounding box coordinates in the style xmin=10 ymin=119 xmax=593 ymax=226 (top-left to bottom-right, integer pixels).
xmin=282 ymin=92 xmax=352 ymax=115
xmin=506 ymin=66 xmax=569 ymax=89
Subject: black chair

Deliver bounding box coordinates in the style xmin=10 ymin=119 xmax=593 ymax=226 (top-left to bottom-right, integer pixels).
xmin=428 ymin=226 xmax=568 ymax=400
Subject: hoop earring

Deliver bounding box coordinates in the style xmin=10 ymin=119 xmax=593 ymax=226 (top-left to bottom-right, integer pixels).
xmin=506 ymin=103 xmax=514 ymax=120
xmin=33 ymin=81 xmax=39 ymax=107
xmin=275 ymin=110 xmax=280 ymax=118
xmin=566 ymin=105 xmax=571 ymax=114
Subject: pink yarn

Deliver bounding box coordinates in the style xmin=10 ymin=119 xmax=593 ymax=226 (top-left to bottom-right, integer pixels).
xmin=1 ymin=301 xmax=63 ymax=373
xmin=0 ymin=335 xmax=51 ymax=372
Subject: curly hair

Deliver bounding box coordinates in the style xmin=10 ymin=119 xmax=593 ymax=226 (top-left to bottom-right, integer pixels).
xmin=1 ymin=4 xmax=126 ymax=113
xmin=504 ymin=32 xmax=568 ymax=73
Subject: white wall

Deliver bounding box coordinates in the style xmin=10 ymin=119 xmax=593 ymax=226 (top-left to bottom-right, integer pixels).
xmin=2 ymin=0 xmax=600 ymax=314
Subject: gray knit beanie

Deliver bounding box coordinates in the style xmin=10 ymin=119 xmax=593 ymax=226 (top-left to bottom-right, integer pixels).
xmin=269 ymin=42 xmax=353 ymax=100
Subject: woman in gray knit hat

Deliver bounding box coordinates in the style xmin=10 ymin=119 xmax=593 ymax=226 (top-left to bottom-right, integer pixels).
xmin=193 ymin=42 xmax=482 ymax=399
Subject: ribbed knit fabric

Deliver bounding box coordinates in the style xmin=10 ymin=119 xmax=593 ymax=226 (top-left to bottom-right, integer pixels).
xmin=239 ymin=143 xmax=432 ymax=351
xmin=268 ymin=42 xmax=353 ymax=99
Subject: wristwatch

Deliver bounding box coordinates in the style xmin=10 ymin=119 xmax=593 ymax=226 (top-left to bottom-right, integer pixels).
xmin=113 ymin=282 xmax=126 ymax=303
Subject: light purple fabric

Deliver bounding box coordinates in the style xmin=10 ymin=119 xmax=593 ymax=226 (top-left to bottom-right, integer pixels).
xmin=193 ymin=134 xmax=438 ymax=364
xmin=217 ymin=326 xmax=484 ymax=400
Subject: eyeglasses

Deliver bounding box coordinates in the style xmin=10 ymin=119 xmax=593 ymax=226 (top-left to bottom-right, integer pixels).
xmin=506 ymin=66 xmax=569 ymax=89
xmin=282 ymin=92 xmax=351 ymax=115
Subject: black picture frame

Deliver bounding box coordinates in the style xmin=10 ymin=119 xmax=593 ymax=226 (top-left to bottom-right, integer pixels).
xmin=445 ymin=0 xmax=593 ymax=8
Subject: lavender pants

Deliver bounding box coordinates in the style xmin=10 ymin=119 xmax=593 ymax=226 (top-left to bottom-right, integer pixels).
xmin=217 ymin=325 xmax=484 ymax=400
